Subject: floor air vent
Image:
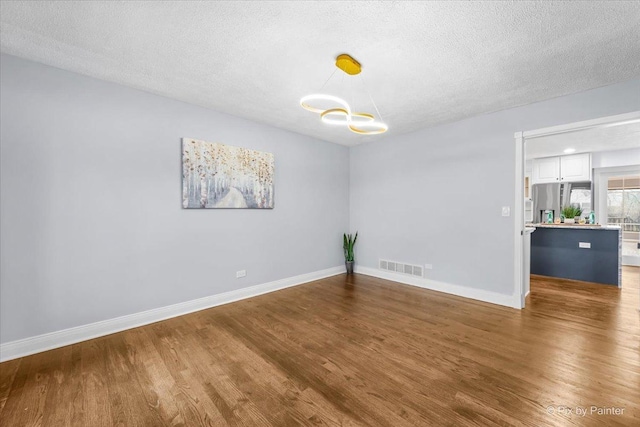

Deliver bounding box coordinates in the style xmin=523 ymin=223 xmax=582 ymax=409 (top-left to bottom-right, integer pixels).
xmin=379 ymin=259 xmax=423 ymax=278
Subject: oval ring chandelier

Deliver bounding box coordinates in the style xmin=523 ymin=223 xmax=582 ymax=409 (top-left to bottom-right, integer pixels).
xmin=300 ymin=54 xmax=388 ymax=135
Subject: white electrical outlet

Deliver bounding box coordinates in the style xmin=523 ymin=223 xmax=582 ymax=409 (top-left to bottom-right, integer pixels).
xmin=425 ymin=264 xmax=433 ymax=270
xmin=501 ymin=206 xmax=511 ymax=217
xmin=236 ymin=270 xmax=246 ymax=278
xmin=578 ymin=242 xmax=591 ymax=249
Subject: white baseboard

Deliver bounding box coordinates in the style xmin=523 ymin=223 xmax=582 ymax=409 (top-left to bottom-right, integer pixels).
xmin=0 ymin=266 xmax=344 ymax=362
xmin=355 ymin=266 xmax=519 ymax=309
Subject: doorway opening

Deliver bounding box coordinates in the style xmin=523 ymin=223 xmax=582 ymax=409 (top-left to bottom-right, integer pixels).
xmin=514 ymin=111 xmax=640 ymax=309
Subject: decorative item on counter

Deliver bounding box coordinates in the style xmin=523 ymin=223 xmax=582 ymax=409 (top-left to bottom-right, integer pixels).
xmin=546 ymin=210 xmax=553 ymax=224
xmin=561 ymin=206 xmax=582 ymax=224
xmin=579 ymin=217 xmax=586 ymax=224
xmin=554 ymin=217 xmax=561 ymax=224
xmin=589 ymin=211 xmax=596 ymax=225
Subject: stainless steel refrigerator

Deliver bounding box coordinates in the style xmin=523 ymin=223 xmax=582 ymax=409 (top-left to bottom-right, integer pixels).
xmin=531 ymin=181 xmax=592 ymax=223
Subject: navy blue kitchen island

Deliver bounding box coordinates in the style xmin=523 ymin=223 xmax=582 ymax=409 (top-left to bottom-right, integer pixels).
xmin=530 ymin=224 xmax=621 ymax=286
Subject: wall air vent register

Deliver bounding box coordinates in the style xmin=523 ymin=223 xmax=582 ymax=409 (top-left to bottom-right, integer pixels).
xmin=379 ymin=259 xmax=424 ymax=278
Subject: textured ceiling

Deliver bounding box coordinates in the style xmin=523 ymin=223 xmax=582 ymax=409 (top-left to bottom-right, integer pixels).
xmin=526 ymin=121 xmax=640 ymax=159
xmin=1 ymin=1 xmax=640 ymax=146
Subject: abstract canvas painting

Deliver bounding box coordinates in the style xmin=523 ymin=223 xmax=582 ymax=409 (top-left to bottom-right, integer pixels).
xmin=182 ymin=138 xmax=274 ymax=208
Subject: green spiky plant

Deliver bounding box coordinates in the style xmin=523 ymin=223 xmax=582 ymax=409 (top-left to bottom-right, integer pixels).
xmin=343 ymin=232 xmax=358 ymax=262
xmin=562 ymin=206 xmax=582 ymax=219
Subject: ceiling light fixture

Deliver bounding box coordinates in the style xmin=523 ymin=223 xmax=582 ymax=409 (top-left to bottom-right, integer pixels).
xmin=300 ymin=54 xmax=388 ymax=135
xmin=564 ymin=148 xmax=576 ymax=153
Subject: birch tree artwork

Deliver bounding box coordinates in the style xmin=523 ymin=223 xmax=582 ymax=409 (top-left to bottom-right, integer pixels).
xmin=182 ymin=138 xmax=274 ymax=209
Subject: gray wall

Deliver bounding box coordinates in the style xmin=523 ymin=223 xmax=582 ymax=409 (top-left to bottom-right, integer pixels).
xmin=0 ymin=54 xmax=349 ymax=344
xmin=592 ymin=147 xmax=640 ymax=169
xmin=350 ymin=78 xmax=640 ymax=296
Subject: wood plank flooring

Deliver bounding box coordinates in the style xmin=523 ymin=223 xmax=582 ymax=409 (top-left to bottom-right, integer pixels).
xmin=1 ymin=267 xmax=638 ymax=426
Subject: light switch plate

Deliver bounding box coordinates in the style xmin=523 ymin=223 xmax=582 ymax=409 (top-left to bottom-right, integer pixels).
xmin=236 ymin=270 xmax=247 ymax=278
xmin=501 ymin=206 xmax=511 ymax=217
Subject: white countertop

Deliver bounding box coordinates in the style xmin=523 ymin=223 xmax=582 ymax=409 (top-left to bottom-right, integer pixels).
xmin=528 ymin=223 xmax=621 ymax=231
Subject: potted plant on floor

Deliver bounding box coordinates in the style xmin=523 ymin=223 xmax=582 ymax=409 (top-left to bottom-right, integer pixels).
xmin=343 ymin=232 xmax=358 ymax=274
xmin=562 ymin=206 xmax=582 ymax=224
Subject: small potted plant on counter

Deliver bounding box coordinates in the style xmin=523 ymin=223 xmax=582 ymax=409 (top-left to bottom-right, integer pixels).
xmin=343 ymin=232 xmax=358 ymax=274
xmin=562 ymin=206 xmax=582 ymax=224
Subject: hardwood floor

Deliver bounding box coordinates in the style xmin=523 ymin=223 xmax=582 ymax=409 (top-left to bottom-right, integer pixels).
xmin=1 ymin=267 xmax=638 ymax=426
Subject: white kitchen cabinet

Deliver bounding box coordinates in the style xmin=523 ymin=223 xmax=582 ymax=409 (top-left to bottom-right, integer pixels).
xmin=532 ymin=157 xmax=560 ymax=183
xmin=532 ymin=153 xmax=591 ymax=184
xmin=560 ymin=153 xmax=591 ymax=182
